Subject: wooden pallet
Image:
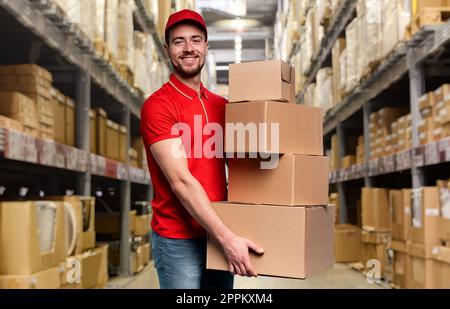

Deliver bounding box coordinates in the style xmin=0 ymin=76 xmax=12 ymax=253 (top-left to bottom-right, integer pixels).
xmin=411 ymin=7 xmax=450 ymax=35
xmin=390 ymin=283 xmax=401 ymax=289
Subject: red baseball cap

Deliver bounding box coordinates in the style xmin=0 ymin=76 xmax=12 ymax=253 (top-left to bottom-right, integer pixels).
xmin=165 ymin=9 xmax=208 ymax=44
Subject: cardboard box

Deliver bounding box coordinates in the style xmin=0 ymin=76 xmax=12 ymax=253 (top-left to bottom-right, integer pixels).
xmin=361 ymin=231 xmax=390 ymax=276
xmin=225 ymin=101 xmax=323 ymax=155
xmin=0 ymin=266 xmax=61 ymax=289
xmin=228 ymin=154 xmax=329 ymax=206
xmin=390 ymin=189 xmax=412 ymax=241
xmin=65 ymin=97 xmax=75 ymax=146
xmin=0 ymin=91 xmax=39 ymax=130
xmin=431 ymin=245 xmax=450 ymax=289
xmin=106 ymin=120 xmax=120 ymax=160
xmin=411 ymin=187 xmax=440 ymax=245
xmin=390 ymin=240 xmax=410 ymax=289
xmin=331 ymin=134 xmax=340 ymax=170
xmin=342 ymin=155 xmax=356 ymax=168
xmin=90 ymin=109 xmax=96 ymax=154
xmin=134 ymin=214 xmax=151 ymax=237
xmin=207 ymin=203 xmax=334 ymax=279
xmin=0 ymin=201 xmax=66 ymax=275
xmin=362 ymin=188 xmax=390 ymax=232
xmin=52 ymin=91 xmax=66 ymax=144
xmin=94 ymin=108 xmax=107 ymax=156
xmin=63 ymin=249 xmax=103 ymax=289
xmin=229 ymin=60 xmax=295 ymax=103
xmin=408 ymin=242 xmax=435 ymax=289
xmin=119 ymin=125 xmax=127 ymax=162
xmin=142 ymin=243 xmax=151 ymax=266
xmin=95 ymin=210 xmax=137 ymax=236
xmin=334 ymin=224 xmax=361 ymax=263
xmin=437 ymin=217 xmax=450 ymax=243
xmin=94 ymin=244 xmax=109 ymax=288
xmin=0 ymin=115 xmax=22 ymax=131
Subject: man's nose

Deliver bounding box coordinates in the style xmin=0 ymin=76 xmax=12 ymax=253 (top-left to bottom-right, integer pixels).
xmin=183 ymin=40 xmax=194 ymax=52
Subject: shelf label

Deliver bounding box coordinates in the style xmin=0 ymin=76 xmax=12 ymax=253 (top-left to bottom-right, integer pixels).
xmin=23 ymin=134 xmax=38 ymax=163
xmin=5 ymin=129 xmax=25 ymax=161
xmin=424 ymin=142 xmax=439 ymax=166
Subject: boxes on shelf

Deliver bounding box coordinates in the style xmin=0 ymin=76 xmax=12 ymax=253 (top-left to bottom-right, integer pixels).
xmin=95 ymin=210 xmax=136 ymax=237
xmin=0 ymin=115 xmax=23 ymax=132
xmin=129 ymin=148 xmax=139 ymax=167
xmin=119 ymin=125 xmax=127 ymax=162
xmin=390 ymin=189 xmax=412 ymax=242
xmin=228 ymin=60 xmax=295 ymax=103
xmin=0 ymin=266 xmax=61 ymax=289
xmin=332 ymin=38 xmax=346 ymax=106
xmin=411 ymin=187 xmax=440 ymax=245
xmin=334 ymin=224 xmax=362 ymax=263
xmin=65 ymin=97 xmax=75 ymax=147
xmin=93 ymin=108 xmax=107 ymax=157
xmin=361 ymin=231 xmax=390 ymax=277
xmin=314 ymin=67 xmax=333 ymax=112
xmin=408 ymin=242 xmax=435 ymax=289
xmin=89 ymin=109 xmax=96 ymax=154
xmin=51 ymin=88 xmax=66 ymax=144
xmin=330 ymin=192 xmax=340 ymax=225
xmin=0 ymin=201 xmax=66 ymax=276
xmin=134 ymin=213 xmax=152 ymax=237
xmin=228 ymin=154 xmax=329 ymax=206
xmin=106 ymin=119 xmax=120 ymax=161
xmin=207 ymin=202 xmax=334 ymax=279
xmin=390 ymin=239 xmax=411 ymax=289
xmin=330 ymin=134 xmax=340 ymax=170
xmin=0 ymin=91 xmax=39 ymax=133
xmin=362 ymin=188 xmax=390 ymax=232
xmin=342 ymin=155 xmax=356 ymax=169
xmin=225 ymin=101 xmax=323 ymax=155
xmin=60 ymin=245 xmax=108 ymax=289
xmin=431 ymin=245 xmax=450 ymax=289
xmin=46 ymin=196 xmax=96 ymax=255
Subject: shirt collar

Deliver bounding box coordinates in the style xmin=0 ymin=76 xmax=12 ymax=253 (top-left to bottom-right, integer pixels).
xmin=168 ymin=74 xmax=208 ymax=100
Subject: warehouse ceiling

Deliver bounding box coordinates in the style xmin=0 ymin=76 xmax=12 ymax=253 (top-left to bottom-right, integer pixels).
xmin=199 ymin=0 xmax=278 ymax=84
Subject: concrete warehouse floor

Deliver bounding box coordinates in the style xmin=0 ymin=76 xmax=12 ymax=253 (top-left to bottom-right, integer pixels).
xmin=107 ymin=262 xmax=389 ymax=289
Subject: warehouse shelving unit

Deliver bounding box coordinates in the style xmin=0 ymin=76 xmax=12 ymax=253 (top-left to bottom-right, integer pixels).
xmin=295 ymin=0 xmax=357 ymax=102
xmin=0 ymin=0 xmax=166 ymax=276
xmin=305 ymin=7 xmax=450 ymax=223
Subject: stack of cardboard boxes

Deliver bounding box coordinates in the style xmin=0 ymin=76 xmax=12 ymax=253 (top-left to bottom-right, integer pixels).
xmin=369 ymin=107 xmax=408 ymax=159
xmin=95 ymin=203 xmax=152 ymax=274
xmin=409 ymin=187 xmax=440 ymax=288
xmin=389 ymin=189 xmax=412 ymax=288
xmin=0 ymin=65 xmax=55 ymax=139
xmin=0 ymin=197 xmax=107 ymax=289
xmin=361 ymin=188 xmax=391 ymax=277
xmin=206 ymin=60 xmax=334 ymax=279
xmin=419 ymin=84 xmax=450 ymax=144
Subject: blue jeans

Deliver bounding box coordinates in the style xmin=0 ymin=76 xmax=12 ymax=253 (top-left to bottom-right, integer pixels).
xmin=151 ymin=231 xmax=234 ymax=289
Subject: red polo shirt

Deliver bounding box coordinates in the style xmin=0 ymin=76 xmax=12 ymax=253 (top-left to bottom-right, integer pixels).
xmin=140 ymin=74 xmax=227 ymax=239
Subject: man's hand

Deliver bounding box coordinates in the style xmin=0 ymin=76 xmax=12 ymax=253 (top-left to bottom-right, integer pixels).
xmin=221 ymin=234 xmax=264 ymax=277
xmin=151 ymin=138 xmax=264 ymax=277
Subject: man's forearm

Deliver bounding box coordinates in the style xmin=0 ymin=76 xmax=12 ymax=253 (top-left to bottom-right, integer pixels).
xmin=171 ymin=175 xmax=234 ymax=245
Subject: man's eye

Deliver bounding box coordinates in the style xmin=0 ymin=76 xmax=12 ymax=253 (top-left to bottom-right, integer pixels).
xmin=174 ymin=40 xmax=183 ymax=45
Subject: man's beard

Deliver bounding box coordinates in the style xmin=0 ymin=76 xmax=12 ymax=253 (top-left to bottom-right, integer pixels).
xmin=170 ymin=56 xmax=205 ymax=78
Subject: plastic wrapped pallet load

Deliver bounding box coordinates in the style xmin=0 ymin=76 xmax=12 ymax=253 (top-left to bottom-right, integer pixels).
xmin=78 ymin=0 xmax=96 ymax=42
xmin=345 ymin=18 xmax=359 ymax=93
xmin=118 ymin=0 xmax=135 ymax=70
xmin=339 ymin=48 xmax=347 ymax=96
xmin=315 ymin=68 xmax=333 ymax=113
xmin=54 ymin=0 xmax=80 ymax=24
xmin=304 ymin=83 xmax=316 ymax=107
xmin=134 ymin=32 xmax=151 ymax=96
xmin=332 ymin=38 xmax=346 ymax=106
xmin=357 ymin=0 xmax=383 ymax=69
xmin=94 ymin=0 xmax=106 ymax=42
xmin=302 ymin=9 xmax=315 ymax=74
xmin=105 ymin=0 xmax=119 ymax=59
xmin=382 ymin=0 xmax=411 ymax=58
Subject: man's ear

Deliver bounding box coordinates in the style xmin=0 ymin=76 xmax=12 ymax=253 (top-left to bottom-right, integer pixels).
xmin=164 ymin=43 xmax=169 ymax=58
xmin=205 ymin=41 xmax=209 ymax=55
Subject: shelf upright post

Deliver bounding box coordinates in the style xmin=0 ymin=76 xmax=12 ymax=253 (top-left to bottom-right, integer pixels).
xmin=75 ymin=69 xmax=91 ymax=196
xmin=408 ymin=52 xmax=426 ymax=189
xmin=363 ymin=102 xmax=373 ymax=187
xmin=119 ymin=106 xmax=132 ymax=276
xmin=336 ymin=123 xmax=348 ymax=223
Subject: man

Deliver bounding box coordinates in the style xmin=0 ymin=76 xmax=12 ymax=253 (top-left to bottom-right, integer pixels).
xmin=140 ymin=9 xmax=264 ymax=289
